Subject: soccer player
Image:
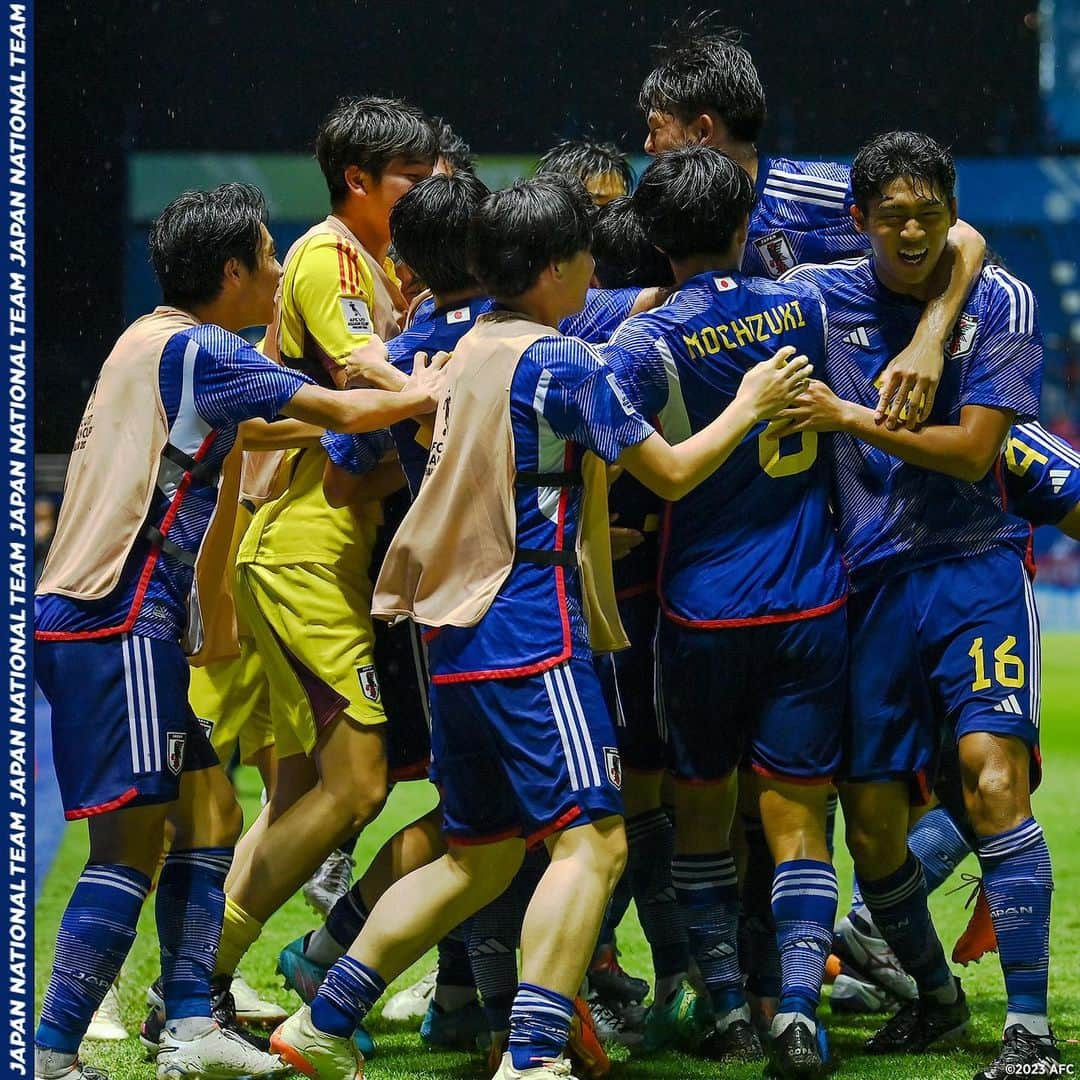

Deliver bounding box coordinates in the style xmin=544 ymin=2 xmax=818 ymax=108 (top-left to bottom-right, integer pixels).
xmin=638 ymin=18 xmax=986 ymax=430
xmin=32 ymin=183 xmax=446 ymax=1080
xmin=781 ymin=131 xmax=1057 ymax=1079
xmin=535 ymin=138 xmax=634 ymax=207
xmin=213 ymin=98 xmax=438 ymax=1022
xmin=270 ymin=174 xmax=813 ymax=1080
xmin=599 ymin=146 xmax=845 ymax=1076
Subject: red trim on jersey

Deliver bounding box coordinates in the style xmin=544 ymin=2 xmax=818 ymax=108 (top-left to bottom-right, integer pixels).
xmin=911 ymin=769 xmax=932 ymax=807
xmin=671 ymin=771 xmax=738 ymax=787
xmin=615 ymin=582 xmax=655 ymax=602
xmin=36 ymin=431 xmax=220 ymax=643
xmin=65 ymin=786 xmax=139 ymax=820
xmin=446 ymin=825 xmax=523 ymax=847
xmin=662 ymin=593 xmax=847 ymax=630
xmin=526 ymin=805 xmax=583 ymax=848
xmin=749 ymin=763 xmax=834 ymax=786
xmin=335 ymin=240 xmax=349 ymax=294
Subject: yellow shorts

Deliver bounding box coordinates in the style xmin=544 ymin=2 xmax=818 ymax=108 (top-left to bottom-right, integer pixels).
xmin=188 ymin=638 xmax=273 ymax=765
xmin=234 ymin=561 xmax=386 ymax=759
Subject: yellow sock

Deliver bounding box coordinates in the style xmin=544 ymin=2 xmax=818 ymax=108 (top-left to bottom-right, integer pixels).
xmin=215 ymin=894 xmax=263 ymax=976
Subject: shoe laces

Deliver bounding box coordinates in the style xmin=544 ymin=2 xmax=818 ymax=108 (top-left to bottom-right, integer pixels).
xmin=323 ymin=850 xmax=355 ymax=892
xmin=996 ymin=1025 xmax=1057 ymax=1064
xmin=589 ymin=1000 xmax=628 ymax=1032
xmin=946 ymin=872 xmax=983 ymax=909
xmin=879 ymin=998 xmax=925 ymax=1040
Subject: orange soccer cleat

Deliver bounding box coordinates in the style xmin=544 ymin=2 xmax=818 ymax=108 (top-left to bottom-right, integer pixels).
xmin=824 ymin=953 xmax=842 ymax=984
xmin=566 ymin=996 xmax=612 ymax=1078
xmin=951 ymin=875 xmax=999 ymax=965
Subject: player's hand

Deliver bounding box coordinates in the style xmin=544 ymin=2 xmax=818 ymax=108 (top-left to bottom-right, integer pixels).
xmin=609 ymin=513 xmax=644 ymax=561
xmin=735 ymin=346 xmax=813 ymax=421
xmin=774 ymin=378 xmax=850 ymax=433
xmin=876 ymin=335 xmax=943 ymax=431
xmin=344 ymin=338 xmax=398 ymax=390
xmin=405 ymin=349 xmax=451 ymax=412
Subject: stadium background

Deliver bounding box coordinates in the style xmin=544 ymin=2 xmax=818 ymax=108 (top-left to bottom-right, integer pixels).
xmin=33 ymin=3 xmax=1080 ymax=1077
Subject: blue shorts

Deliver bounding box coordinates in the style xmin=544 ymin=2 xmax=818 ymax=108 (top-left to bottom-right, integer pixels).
xmin=657 ymin=606 xmax=847 ymax=784
xmin=36 ymin=634 xmax=218 ymax=820
xmin=373 ymin=618 xmax=433 ymax=782
xmin=595 ymin=592 xmax=666 ymax=773
xmin=430 ymin=656 xmax=624 ymax=846
xmin=845 ymin=548 xmax=1042 ymax=798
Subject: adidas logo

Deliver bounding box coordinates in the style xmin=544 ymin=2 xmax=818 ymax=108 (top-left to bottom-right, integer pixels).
xmin=1050 ymin=468 xmax=1071 ymax=494
xmin=993 ymin=694 xmax=1024 ymax=716
xmin=471 ymin=937 xmax=512 ymax=956
xmin=843 ymin=327 xmax=871 ymax=348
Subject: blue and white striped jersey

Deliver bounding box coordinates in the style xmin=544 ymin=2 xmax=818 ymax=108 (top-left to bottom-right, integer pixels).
xmin=1004 ymin=422 xmax=1080 ymax=527
xmin=36 ymin=324 xmax=310 ymax=641
xmin=783 ymin=258 xmax=1043 ymax=588
xmin=426 ymin=331 xmax=654 ymax=681
xmin=601 ymin=271 xmax=847 ymax=625
xmin=742 ymin=156 xmax=869 ymax=279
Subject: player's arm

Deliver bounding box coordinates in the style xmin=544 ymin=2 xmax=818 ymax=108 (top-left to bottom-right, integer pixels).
xmin=238 ymin=417 xmax=325 ymax=449
xmin=877 ymin=219 xmax=986 ymax=430
xmin=779 ymin=379 xmax=1011 ymax=482
xmin=343 ymin=338 xmax=407 ymax=390
xmin=620 ymin=347 xmax=812 ymax=500
xmin=281 ymin=351 xmax=448 ymax=433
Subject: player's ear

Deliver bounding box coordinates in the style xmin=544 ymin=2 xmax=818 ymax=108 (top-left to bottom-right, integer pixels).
xmin=693 ymin=112 xmax=715 ymax=146
xmin=344 ymin=165 xmax=370 ymax=198
xmin=850 ymin=203 xmax=867 ymax=235
xmin=221 ymin=255 xmax=243 ymax=291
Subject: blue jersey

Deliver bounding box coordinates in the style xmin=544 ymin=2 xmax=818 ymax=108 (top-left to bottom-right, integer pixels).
xmin=601 ymin=270 xmax=847 ymax=625
xmin=36 ymin=324 xmax=310 ymax=641
xmin=742 ymin=156 xmax=869 ymax=279
xmin=411 ymin=288 xmax=639 ymax=346
xmin=427 ymin=332 xmax=654 ymax=682
xmin=322 ymin=298 xmax=496 ymax=498
xmin=784 ymin=259 xmax=1043 ymax=588
xmin=1004 ymin=422 xmax=1080 ymax=527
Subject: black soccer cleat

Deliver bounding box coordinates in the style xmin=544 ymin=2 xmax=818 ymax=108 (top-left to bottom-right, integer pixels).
xmin=765 ymin=1019 xmax=825 ymax=1078
xmin=974 ymin=1024 xmax=1061 ymax=1080
xmin=699 ymin=1016 xmax=765 ymax=1062
xmin=865 ymin=979 xmax=969 ymax=1054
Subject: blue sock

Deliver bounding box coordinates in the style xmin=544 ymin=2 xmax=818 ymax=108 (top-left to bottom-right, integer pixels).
xmin=470 ymin=887 xmax=524 ymax=1033
xmin=772 ymin=860 xmax=838 ymax=1021
xmin=909 ymin=807 xmax=971 ymax=895
xmin=325 ymin=883 xmax=369 ymax=951
xmin=310 ymin=957 xmax=386 ymax=1038
xmin=860 ymin=851 xmax=951 ymax=995
xmin=740 ymin=816 xmax=781 ymax=999
xmin=672 ymin=852 xmax=743 ymax=1015
xmin=626 ymin=809 xmax=688 ymax=981
xmin=509 ymin=983 xmax=573 ymax=1070
xmin=977 ymin=818 xmax=1053 ymax=1018
xmin=36 ymin=863 xmax=151 ymax=1052
xmin=156 ymin=847 xmax=233 ymax=1021
xmin=437 ymin=924 xmax=476 ymax=989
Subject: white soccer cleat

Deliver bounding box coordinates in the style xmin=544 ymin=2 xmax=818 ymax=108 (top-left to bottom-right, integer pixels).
xmin=491 ymin=1052 xmax=579 ymax=1079
xmin=35 ymin=1057 xmax=110 ymax=1080
xmin=380 ymin=967 xmax=436 ymax=1022
xmin=85 ymin=985 xmax=130 ymax=1041
xmin=155 ymin=1022 xmax=290 ymax=1079
xmin=302 ymin=850 xmax=355 ymax=919
xmin=834 ymin=912 xmax=917 ymax=1003
xmin=270 ymin=1005 xmax=363 ymax=1079
xmin=230 ymin=974 xmax=288 ymax=1026
xmin=829 ymin=971 xmax=895 ymax=1013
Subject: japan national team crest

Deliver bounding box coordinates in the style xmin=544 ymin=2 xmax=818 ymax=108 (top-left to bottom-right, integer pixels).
xmin=753 ymin=230 xmax=796 ymax=278
xmin=357 ymin=664 xmax=381 ymax=703
xmin=166 ymin=732 xmax=187 ymax=776
xmin=946 ymin=312 xmax=978 ymax=360
xmin=603 ymin=746 xmax=622 ymax=790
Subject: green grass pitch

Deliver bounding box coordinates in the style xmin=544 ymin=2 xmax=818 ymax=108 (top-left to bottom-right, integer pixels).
xmin=35 ymin=634 xmax=1080 ymax=1079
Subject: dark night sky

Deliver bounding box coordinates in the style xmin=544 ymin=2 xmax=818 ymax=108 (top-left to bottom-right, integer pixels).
xmin=36 ymin=0 xmax=1040 ymax=452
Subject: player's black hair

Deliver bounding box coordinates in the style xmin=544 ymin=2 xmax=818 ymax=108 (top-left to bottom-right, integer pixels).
xmin=850 ymin=131 xmax=957 ymax=213
xmin=148 ymin=182 xmax=268 ymax=308
xmin=591 ymin=197 xmax=675 ymax=288
xmin=468 ymin=176 xmax=593 ymax=298
xmin=433 ymin=117 xmax=476 ymax=174
xmin=535 ymin=138 xmax=634 ymax=195
xmin=315 ymin=96 xmax=438 ymax=205
xmin=390 ymin=172 xmax=491 ymax=296
xmin=638 ymin=16 xmax=765 ymax=143
xmin=632 ymin=145 xmax=754 ymax=260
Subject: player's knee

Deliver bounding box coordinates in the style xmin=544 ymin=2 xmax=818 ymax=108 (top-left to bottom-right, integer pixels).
xmin=845 ymin=814 xmax=905 ymax=878
xmin=329 ymin=782 xmax=389 ymax=836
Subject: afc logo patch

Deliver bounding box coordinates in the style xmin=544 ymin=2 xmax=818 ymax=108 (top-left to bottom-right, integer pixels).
xmin=166 ymin=732 xmax=187 ymax=776
xmin=340 ymin=296 xmax=374 ymax=335
xmin=946 ymin=312 xmax=978 ymax=360
xmin=603 ymin=746 xmax=622 ymax=790
xmin=357 ymin=664 xmax=381 ymax=703
xmin=753 ymin=230 xmax=796 ymax=278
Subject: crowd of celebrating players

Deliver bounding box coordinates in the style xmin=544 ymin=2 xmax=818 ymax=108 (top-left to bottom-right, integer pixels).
xmin=32 ymin=18 xmax=1080 ymax=1080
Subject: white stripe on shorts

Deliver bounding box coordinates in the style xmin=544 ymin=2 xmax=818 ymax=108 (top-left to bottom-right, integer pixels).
xmin=551 ymin=665 xmax=595 ymax=789
xmin=543 ymin=670 xmax=581 ymax=791
xmin=121 ymin=636 xmax=141 ymax=773
xmin=558 ymin=664 xmax=602 ymax=787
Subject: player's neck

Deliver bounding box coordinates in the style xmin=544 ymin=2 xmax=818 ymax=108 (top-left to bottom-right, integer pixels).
xmin=724 ymin=141 xmax=758 ymax=183
xmin=498 ymin=291 xmax=566 ymax=329
xmin=331 ymin=208 xmax=389 ymax=263
xmin=670 ymin=253 xmax=739 ymax=286
xmin=433 ymin=287 xmax=485 ymax=310
xmin=184 ymin=299 xmax=246 ymax=334
xmin=872 ymin=258 xmax=937 ymax=302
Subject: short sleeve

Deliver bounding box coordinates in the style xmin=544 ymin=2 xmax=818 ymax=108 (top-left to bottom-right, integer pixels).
xmin=599 ymin=317 xmax=671 ymax=420
xmin=1003 ymin=423 xmax=1080 ymax=527
xmin=190 ymin=328 xmax=312 ymax=427
xmin=561 ymin=288 xmax=641 ymax=343
xmin=320 ymin=430 xmax=394 ymax=475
